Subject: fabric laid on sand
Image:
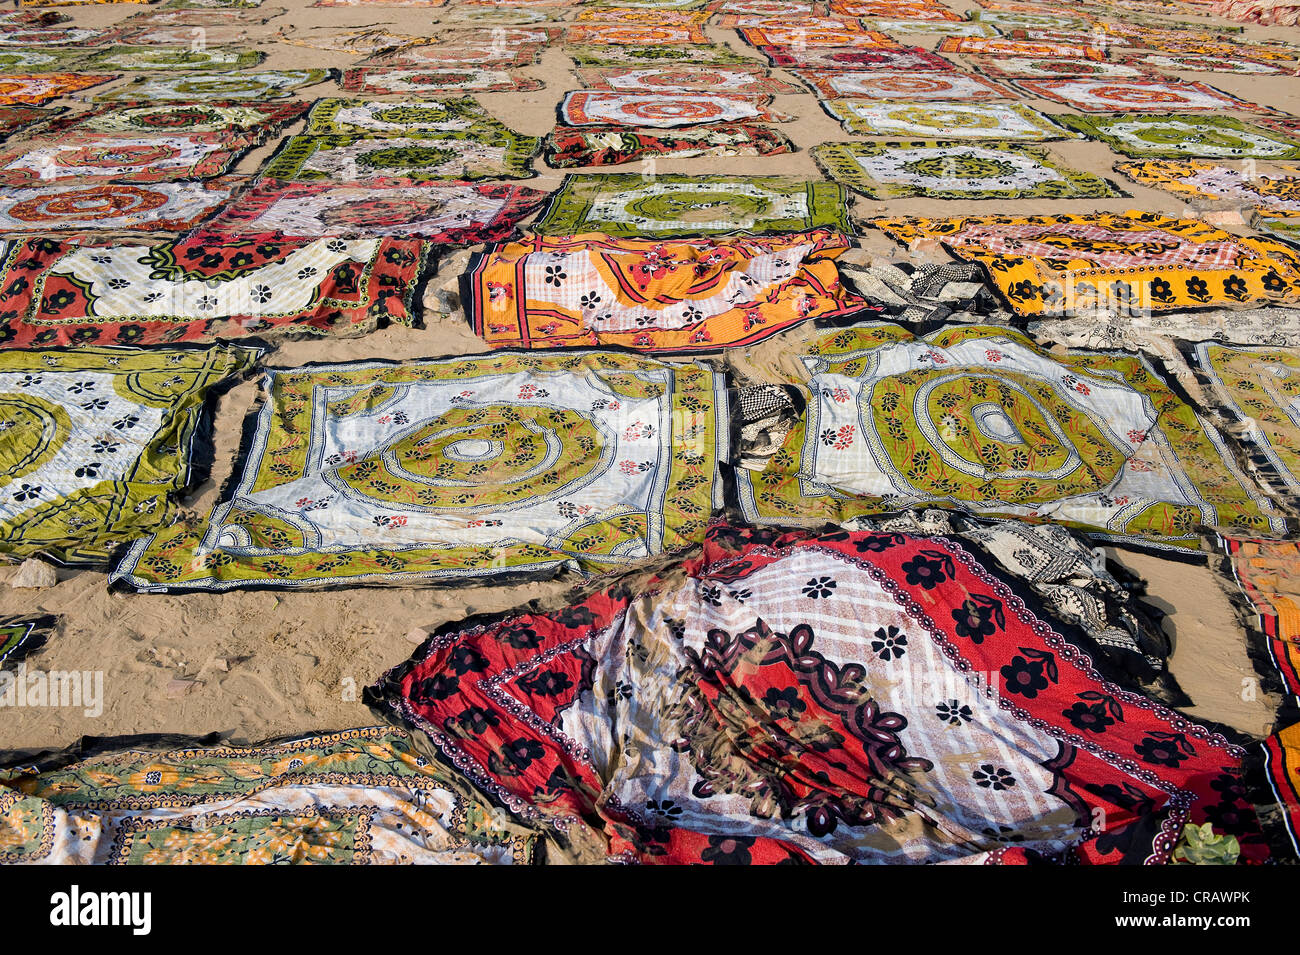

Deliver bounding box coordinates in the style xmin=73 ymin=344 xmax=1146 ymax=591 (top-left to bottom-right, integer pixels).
xmin=1114 ymin=160 xmax=1300 ymax=216
xmin=0 ymin=49 xmax=91 ymax=72
xmin=0 ymin=343 xmax=259 ymax=565
xmin=94 ymin=70 xmax=331 ymax=102
xmin=0 ymin=614 xmax=56 ymax=669
xmin=840 ymin=510 xmax=1182 ymax=701
xmin=77 ymin=46 xmax=265 ymax=72
xmin=738 ymin=25 xmax=894 ymax=47
xmin=797 ymin=69 xmax=1013 ymax=102
xmin=543 ymin=124 xmax=792 ymax=168
xmin=362 ymin=45 xmax=543 ymax=70
xmin=560 ymin=92 xmax=792 ymax=129
xmin=1116 ymin=51 xmax=1290 ymax=74
xmin=368 ymin=522 xmax=1269 ymax=864
xmin=303 ymin=97 xmax=503 ymax=136
xmin=735 ymin=323 xmax=1287 ymax=550
xmin=1189 ymin=343 xmax=1300 ymax=499
xmin=573 ymin=66 xmax=801 ymax=96
xmin=340 ymin=68 xmax=542 ymax=95
xmin=1008 ymin=78 xmax=1270 ymax=113
xmin=206 ymin=178 xmax=546 ymax=242
xmin=110 ymin=350 xmax=726 ymax=592
xmin=0 ymin=232 xmax=430 ymax=347
xmin=44 ymin=101 xmax=308 ymax=139
xmin=873 ymin=211 xmax=1300 ymax=317
xmin=0 ymin=180 xmax=241 ymax=234
xmin=566 ymin=24 xmax=709 ymax=44
xmin=0 ymin=104 xmax=58 ymax=136
xmin=466 ymin=230 xmax=871 ymax=352
xmin=1053 ymin=114 xmax=1300 ymax=160
xmin=1256 ymin=216 xmax=1300 ymax=248
xmin=823 ymin=101 xmax=1072 ymax=141
xmin=566 ymin=43 xmax=750 ymax=67
xmin=0 ymin=133 xmax=251 ymax=187
xmin=531 ymin=174 xmax=850 ymax=237
xmin=0 ymin=73 xmax=118 ymax=105
xmin=1261 ymin=721 xmax=1300 ymax=857
xmin=757 ymin=45 xmax=956 ymax=71
xmin=970 ymin=56 xmax=1153 ymax=80
xmin=262 ymin=132 xmax=539 ymax=182
xmin=0 ymin=727 xmax=536 ymax=864
xmin=1221 ymin=537 xmax=1300 ymax=708
xmin=813 ymin=141 xmax=1123 ymax=200
xmin=936 ymin=36 xmax=1105 ymax=58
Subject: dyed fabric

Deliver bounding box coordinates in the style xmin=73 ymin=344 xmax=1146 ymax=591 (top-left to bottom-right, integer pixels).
xmin=364 ymin=45 xmax=543 ymax=69
xmin=110 ymin=350 xmax=726 ymax=591
xmin=1262 ymin=722 xmax=1300 ymax=856
xmin=0 ymin=180 xmax=239 ymax=233
xmin=0 ymin=727 xmax=536 ymax=864
xmin=533 ymin=174 xmax=850 ymax=237
xmin=370 ymin=522 xmax=1268 ymax=864
xmin=831 ymin=0 xmax=963 ymax=16
xmin=567 ymin=43 xmax=749 ymax=66
xmin=972 ymin=56 xmax=1152 ymax=79
xmin=1010 ymin=78 xmax=1268 ymax=113
xmin=0 ymin=104 xmax=57 ymax=136
xmin=304 ymin=97 xmax=503 ymax=136
xmin=341 ymin=68 xmax=541 ymax=95
xmin=0 ymin=134 xmax=250 ymax=187
xmin=0 ymin=73 xmax=117 ymax=106
xmin=95 ymin=70 xmax=330 ymax=102
xmin=739 ymin=25 xmax=894 ymax=47
xmin=46 ymin=101 xmax=307 ymax=138
xmin=0 ymin=233 xmax=429 ymax=347
xmin=0 ymin=49 xmax=87 ymax=72
xmin=1221 ymin=538 xmax=1300 ymax=705
xmin=0 ymin=28 xmax=122 ymax=47
xmin=937 ymin=36 xmax=1105 ymax=58
xmin=1256 ymin=216 xmax=1300 ymax=248
xmin=79 ymin=46 xmax=264 ymax=71
xmin=0 ymin=344 xmax=258 ymax=565
xmin=207 ymin=178 xmax=546 ymax=241
xmin=544 ymin=123 xmax=792 ymax=168
xmin=262 ymin=132 xmax=538 ymax=182
xmin=576 ymin=6 xmax=709 ymax=23
xmin=825 ymin=101 xmax=1070 ymax=141
xmin=1115 ymin=160 xmax=1300 ymax=216
xmin=736 ymin=323 xmax=1286 ymax=549
xmin=560 ymin=92 xmax=790 ymax=129
xmin=0 ymin=614 xmax=55 ymax=669
xmin=814 ymin=141 xmax=1122 ymax=200
xmin=1117 ymin=51 xmax=1288 ymax=74
xmin=573 ymin=66 xmax=800 ymax=96
xmin=797 ymin=70 xmax=1012 ymax=101
xmin=1191 ymin=343 xmax=1300 ymax=497
xmin=566 ymin=24 xmax=709 ymax=44
xmin=1054 ymin=114 xmax=1300 ymax=160
xmin=873 ymin=212 xmax=1300 ymax=316
xmin=757 ymin=45 xmax=955 ymax=70
xmin=467 ymin=230 xmax=870 ymax=352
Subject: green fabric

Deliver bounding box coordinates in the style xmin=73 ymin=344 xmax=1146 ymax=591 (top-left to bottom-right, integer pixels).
xmin=533 ymin=173 xmax=851 ymax=236
xmin=1053 ymin=113 xmax=1300 ymax=160
xmin=813 ymin=140 xmax=1124 ymax=199
xmin=0 ymin=344 xmax=260 ymax=566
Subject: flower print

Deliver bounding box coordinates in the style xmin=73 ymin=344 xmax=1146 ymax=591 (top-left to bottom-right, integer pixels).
xmin=1134 ymin=732 xmax=1194 ymax=768
xmin=936 ymin=700 xmax=972 ymax=726
xmin=700 ymin=834 xmax=754 ymax=865
xmin=871 ymin=626 xmax=907 ymax=660
xmin=802 ymin=576 xmax=836 ymax=598
xmin=972 ymin=764 xmax=1016 ymax=791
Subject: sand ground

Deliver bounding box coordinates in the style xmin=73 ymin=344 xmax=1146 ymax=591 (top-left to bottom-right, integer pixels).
xmin=0 ymin=0 xmax=1294 ymax=751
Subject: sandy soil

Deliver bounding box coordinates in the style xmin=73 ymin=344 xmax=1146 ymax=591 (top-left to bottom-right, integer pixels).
xmin=0 ymin=0 xmax=1293 ymax=751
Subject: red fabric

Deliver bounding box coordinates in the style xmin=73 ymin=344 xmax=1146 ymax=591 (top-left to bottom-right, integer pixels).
xmin=374 ymin=524 xmax=1268 ymax=864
